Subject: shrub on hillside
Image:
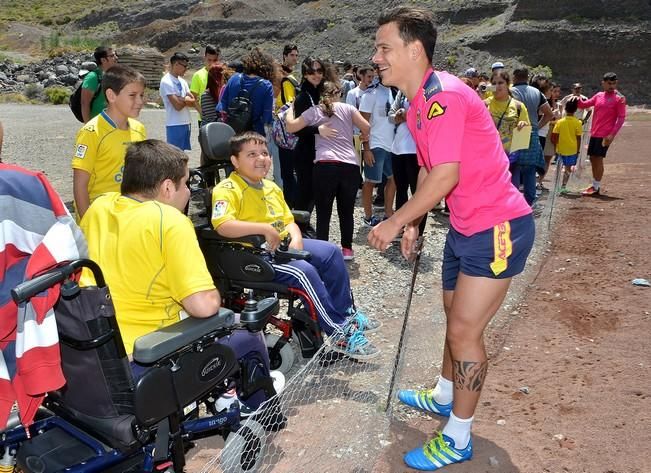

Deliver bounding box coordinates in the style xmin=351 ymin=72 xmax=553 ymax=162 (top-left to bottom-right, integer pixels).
xmin=24 ymin=83 xmax=45 ymax=100
xmin=45 ymin=86 xmax=71 ymax=105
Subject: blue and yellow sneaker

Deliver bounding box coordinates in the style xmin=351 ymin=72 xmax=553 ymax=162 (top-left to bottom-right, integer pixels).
xmin=404 ymin=433 xmax=473 ymax=471
xmin=397 ymin=389 xmax=452 ymax=417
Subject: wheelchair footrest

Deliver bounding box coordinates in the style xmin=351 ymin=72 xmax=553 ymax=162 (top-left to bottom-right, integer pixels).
xmin=16 ymin=426 xmax=97 ymax=473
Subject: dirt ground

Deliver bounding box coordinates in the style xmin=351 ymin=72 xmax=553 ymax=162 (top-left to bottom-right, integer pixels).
xmin=374 ymin=114 xmax=651 ymax=473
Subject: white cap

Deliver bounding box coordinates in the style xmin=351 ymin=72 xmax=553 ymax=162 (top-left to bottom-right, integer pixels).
xmin=491 ymin=61 xmax=505 ymax=70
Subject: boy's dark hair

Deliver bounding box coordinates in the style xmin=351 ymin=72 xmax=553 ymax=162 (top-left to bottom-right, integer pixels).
xmin=603 ymin=71 xmax=617 ymax=81
xmin=230 ymin=131 xmax=268 ymax=157
xmin=377 ymin=6 xmax=437 ymax=64
xmin=283 ymin=44 xmax=298 ymax=59
xmin=170 ymin=52 xmax=189 ymax=65
xmin=479 ymin=72 xmax=490 ymax=81
xmin=513 ymin=67 xmax=529 ymax=82
xmin=121 ymin=140 xmax=189 ymax=197
xmin=93 ymin=46 xmax=111 ymax=66
xmin=205 ymin=44 xmax=220 ymax=56
xmin=102 ymin=65 xmax=145 ymax=97
xmin=565 ymin=99 xmax=578 ymax=114
xmin=358 ymin=66 xmax=374 ymax=77
xmin=343 ymin=61 xmax=353 ymax=71
xmin=242 ymin=47 xmax=275 ymax=81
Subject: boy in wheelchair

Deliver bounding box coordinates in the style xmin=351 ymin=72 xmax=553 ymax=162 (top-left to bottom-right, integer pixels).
xmin=210 ymin=131 xmax=382 ymax=360
xmin=79 ymin=139 xmax=279 ymax=412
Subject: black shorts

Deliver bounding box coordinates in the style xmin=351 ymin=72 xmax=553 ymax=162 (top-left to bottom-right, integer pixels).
xmin=587 ymin=136 xmax=610 ymax=158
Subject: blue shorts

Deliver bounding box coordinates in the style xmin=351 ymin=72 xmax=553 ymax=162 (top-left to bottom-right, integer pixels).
xmin=364 ymin=147 xmax=393 ymax=183
xmin=166 ymin=124 xmax=191 ymax=151
xmin=442 ymin=214 xmax=535 ymax=291
xmin=560 ymin=154 xmax=577 ymax=167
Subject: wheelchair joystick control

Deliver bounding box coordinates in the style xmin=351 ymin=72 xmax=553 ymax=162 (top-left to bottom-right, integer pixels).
xmin=279 ymin=236 xmax=291 ymax=252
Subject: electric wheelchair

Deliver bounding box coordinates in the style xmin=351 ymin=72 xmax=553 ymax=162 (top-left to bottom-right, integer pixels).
xmin=1 ymin=259 xmax=280 ymax=473
xmin=191 ymin=122 xmax=327 ymax=375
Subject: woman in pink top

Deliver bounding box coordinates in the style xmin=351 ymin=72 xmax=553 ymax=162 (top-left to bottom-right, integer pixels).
xmin=285 ymin=81 xmax=370 ymax=260
xmin=367 ymin=7 xmax=535 ymax=471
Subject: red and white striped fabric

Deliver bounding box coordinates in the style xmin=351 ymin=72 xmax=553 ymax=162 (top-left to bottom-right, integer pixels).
xmin=0 ymin=163 xmax=87 ymax=427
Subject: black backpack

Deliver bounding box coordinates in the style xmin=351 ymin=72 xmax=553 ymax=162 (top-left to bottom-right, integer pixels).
xmin=225 ymin=74 xmax=263 ymax=133
xmin=69 ymin=70 xmax=101 ymax=123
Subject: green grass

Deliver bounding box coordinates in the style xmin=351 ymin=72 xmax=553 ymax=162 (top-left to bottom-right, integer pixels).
xmin=0 ymin=0 xmax=128 ymax=25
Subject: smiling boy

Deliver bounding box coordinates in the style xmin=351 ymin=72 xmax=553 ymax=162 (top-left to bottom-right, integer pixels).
xmin=211 ymin=132 xmax=381 ymax=360
xmin=72 ymin=65 xmax=147 ymax=220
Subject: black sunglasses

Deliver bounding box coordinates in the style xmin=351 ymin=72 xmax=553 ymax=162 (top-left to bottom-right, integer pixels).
xmin=306 ymin=68 xmax=324 ymax=75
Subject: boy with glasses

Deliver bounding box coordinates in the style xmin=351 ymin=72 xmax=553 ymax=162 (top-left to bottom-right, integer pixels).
xmin=159 ymin=52 xmax=195 ymax=151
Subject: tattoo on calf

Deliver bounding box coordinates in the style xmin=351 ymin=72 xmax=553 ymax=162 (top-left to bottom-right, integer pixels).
xmin=453 ymin=360 xmax=489 ymax=392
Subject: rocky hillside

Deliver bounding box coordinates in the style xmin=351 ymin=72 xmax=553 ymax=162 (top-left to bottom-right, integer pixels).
xmin=2 ymin=0 xmax=650 ymax=103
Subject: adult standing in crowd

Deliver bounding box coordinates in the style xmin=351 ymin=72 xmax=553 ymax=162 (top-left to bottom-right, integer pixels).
xmin=510 ymin=67 xmax=553 ymax=206
xmin=538 ymin=82 xmax=562 ymax=189
xmin=360 ymin=70 xmax=397 ymax=226
xmin=285 ymin=81 xmax=371 ymax=260
xmin=276 ymin=44 xmax=300 ymax=208
xmin=388 ymin=89 xmax=426 ymax=235
xmin=81 ymin=46 xmax=118 ymax=123
xmin=159 ymin=52 xmax=195 ymax=151
xmin=368 ymin=7 xmax=534 ymax=470
xmin=218 ymin=47 xmax=275 ymax=136
xmin=292 ymin=57 xmax=333 ymax=218
xmin=190 ymin=45 xmax=221 ymax=126
xmin=560 ymin=83 xmax=591 ymax=123
xmin=575 ymin=72 xmax=627 ymax=196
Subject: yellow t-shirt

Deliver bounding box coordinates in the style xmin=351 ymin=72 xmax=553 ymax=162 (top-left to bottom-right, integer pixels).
xmin=274 ymin=75 xmax=298 ymax=109
xmin=190 ymin=67 xmax=209 ymax=118
xmin=211 ymin=172 xmax=294 ymax=238
xmin=72 ymin=112 xmax=146 ymax=204
xmin=80 ymin=193 xmax=215 ymax=354
xmin=485 ymin=97 xmax=530 ymax=153
xmin=552 ymin=116 xmax=583 ymax=156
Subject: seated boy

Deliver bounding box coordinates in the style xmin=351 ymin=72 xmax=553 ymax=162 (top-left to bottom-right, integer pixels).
xmin=79 ymin=139 xmax=274 ymax=409
xmin=72 ymin=65 xmax=147 ymax=220
xmin=551 ymin=100 xmax=583 ymax=192
xmin=210 ymin=131 xmax=381 ymax=360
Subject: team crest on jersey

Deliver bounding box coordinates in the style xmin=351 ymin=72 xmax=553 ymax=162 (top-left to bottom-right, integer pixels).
xmin=75 ymin=144 xmax=88 ymax=158
xmin=427 ymin=101 xmax=446 ymax=120
xmin=212 ymin=200 xmax=228 ymax=219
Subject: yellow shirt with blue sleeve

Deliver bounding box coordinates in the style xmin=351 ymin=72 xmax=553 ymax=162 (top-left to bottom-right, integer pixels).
xmin=72 ymin=111 xmax=146 ymax=204
xmin=79 ymin=192 xmax=216 ymax=354
xmin=211 ymin=172 xmax=294 ymax=238
xmin=552 ymin=115 xmax=583 ymax=156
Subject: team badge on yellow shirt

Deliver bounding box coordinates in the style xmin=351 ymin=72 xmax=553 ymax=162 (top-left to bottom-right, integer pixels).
xmin=75 ymin=144 xmax=88 ymax=158
xmin=213 ymin=200 xmax=228 ymax=219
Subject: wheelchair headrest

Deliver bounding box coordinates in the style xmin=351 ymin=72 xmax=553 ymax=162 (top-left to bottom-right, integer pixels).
xmin=198 ymin=122 xmax=236 ymax=162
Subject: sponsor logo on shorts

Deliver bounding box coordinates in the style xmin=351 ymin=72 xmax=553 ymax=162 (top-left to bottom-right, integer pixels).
xmin=75 ymin=144 xmax=88 ymax=158
xmin=490 ymin=221 xmax=512 ymax=276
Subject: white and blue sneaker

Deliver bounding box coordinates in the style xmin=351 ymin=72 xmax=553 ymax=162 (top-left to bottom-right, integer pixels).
xmin=397 ymin=389 xmax=452 ymax=417
xmin=404 ymin=432 xmax=473 ymax=471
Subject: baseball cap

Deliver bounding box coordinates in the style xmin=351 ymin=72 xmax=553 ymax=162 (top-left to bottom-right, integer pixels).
xmin=464 ymin=67 xmax=478 ymax=78
xmin=491 ymin=61 xmax=505 ymax=70
xmin=602 ymin=72 xmax=617 ymax=81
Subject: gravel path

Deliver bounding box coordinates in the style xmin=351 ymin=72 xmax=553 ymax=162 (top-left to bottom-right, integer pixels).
xmin=1 ymin=103 xmax=552 ymax=472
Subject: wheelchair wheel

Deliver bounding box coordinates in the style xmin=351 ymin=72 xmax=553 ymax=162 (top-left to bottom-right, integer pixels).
xmin=220 ymin=420 xmax=267 ymax=473
xmin=265 ymin=333 xmax=295 ymax=375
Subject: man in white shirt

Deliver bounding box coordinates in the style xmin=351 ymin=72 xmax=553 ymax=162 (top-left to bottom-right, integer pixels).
xmin=159 ymin=52 xmax=195 ymax=151
xmin=359 ymin=75 xmax=397 ymax=226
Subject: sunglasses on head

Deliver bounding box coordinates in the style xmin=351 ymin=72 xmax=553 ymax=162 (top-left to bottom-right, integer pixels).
xmin=306 ymin=67 xmax=324 ymax=75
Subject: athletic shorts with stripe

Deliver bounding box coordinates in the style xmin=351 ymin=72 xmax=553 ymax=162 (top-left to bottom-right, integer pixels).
xmin=271 ymin=239 xmax=351 ymax=335
xmin=442 ymin=214 xmax=535 ymax=291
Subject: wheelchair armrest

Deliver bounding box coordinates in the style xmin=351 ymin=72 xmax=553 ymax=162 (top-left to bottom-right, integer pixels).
xmin=274 ymin=247 xmax=311 ymax=264
xmin=132 ymin=308 xmax=236 ymax=365
xmin=291 ymin=210 xmax=311 ymax=224
xmin=198 ymin=227 xmax=265 ymax=248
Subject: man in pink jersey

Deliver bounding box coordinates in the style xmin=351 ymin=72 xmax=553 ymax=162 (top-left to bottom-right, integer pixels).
xmin=367 ymin=6 xmax=535 ymax=470
xmin=575 ymin=72 xmax=626 ymax=195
